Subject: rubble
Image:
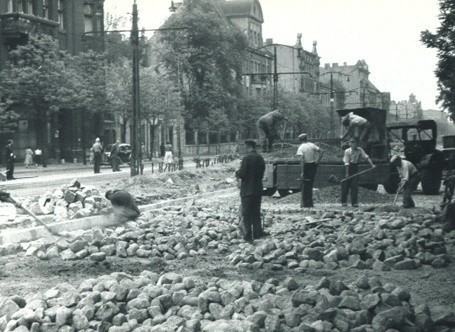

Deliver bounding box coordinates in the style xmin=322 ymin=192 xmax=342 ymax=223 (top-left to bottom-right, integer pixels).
xmin=1 ymin=271 xmax=453 ymax=332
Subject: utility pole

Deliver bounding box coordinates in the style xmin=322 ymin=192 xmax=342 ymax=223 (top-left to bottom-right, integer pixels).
xmin=330 ymin=72 xmax=334 ymax=138
xmin=273 ymin=46 xmax=278 ymax=110
xmin=130 ymin=0 xmax=141 ymax=176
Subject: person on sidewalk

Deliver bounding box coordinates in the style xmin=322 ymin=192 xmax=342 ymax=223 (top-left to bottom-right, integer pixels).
xmin=34 ymin=147 xmax=42 ymax=167
xmin=24 ymin=147 xmax=34 ymax=168
xmin=91 ymin=137 xmax=103 ymax=174
xmin=110 ymin=140 xmax=121 ymax=172
xmin=105 ymin=189 xmax=140 ymax=224
xmin=341 ymin=137 xmax=375 ymax=207
xmin=235 ymin=139 xmax=267 ymax=242
xmin=4 ymin=140 xmax=15 ymax=180
xmin=296 ymin=133 xmax=324 ymax=208
xmin=391 ymin=148 xmax=421 ymax=208
xmin=163 ymin=141 xmax=173 ymax=171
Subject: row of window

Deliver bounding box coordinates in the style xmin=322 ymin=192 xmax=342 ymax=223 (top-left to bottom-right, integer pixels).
xmin=4 ymin=0 xmax=100 ymax=33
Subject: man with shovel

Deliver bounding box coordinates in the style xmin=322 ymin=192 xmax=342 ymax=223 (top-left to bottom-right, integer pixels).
xmin=391 ymin=147 xmax=420 ymax=208
xmin=342 ymin=137 xmax=375 ymax=207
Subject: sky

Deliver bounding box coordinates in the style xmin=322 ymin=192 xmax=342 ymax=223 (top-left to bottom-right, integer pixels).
xmin=104 ymin=0 xmax=442 ymax=111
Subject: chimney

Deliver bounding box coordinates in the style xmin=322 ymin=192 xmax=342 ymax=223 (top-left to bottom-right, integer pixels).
xmin=266 ymin=38 xmax=273 ymax=45
xmin=312 ymin=41 xmax=318 ymax=55
xmin=343 ymin=62 xmax=347 ymax=66
xmin=324 ymin=63 xmax=330 ymax=69
xmin=332 ymin=63 xmax=338 ymax=67
xmin=296 ymin=33 xmax=302 ymax=48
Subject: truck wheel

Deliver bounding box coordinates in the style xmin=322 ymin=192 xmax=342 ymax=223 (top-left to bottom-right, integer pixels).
xmin=421 ymin=169 xmax=442 ymax=195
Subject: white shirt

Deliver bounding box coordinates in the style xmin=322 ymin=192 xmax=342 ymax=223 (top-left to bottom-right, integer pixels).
xmin=296 ymin=142 xmax=320 ymax=163
xmin=397 ymin=160 xmax=418 ymax=181
xmin=343 ymin=147 xmax=369 ymax=165
xmin=349 ymin=114 xmax=368 ymax=126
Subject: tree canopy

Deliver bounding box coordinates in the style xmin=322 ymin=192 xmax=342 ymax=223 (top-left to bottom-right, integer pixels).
xmin=157 ymin=0 xmax=247 ymax=134
xmin=421 ymin=0 xmax=455 ymax=120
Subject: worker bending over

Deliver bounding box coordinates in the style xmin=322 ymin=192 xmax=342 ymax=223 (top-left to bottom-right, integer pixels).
xmin=341 ymin=113 xmax=373 ymax=149
xmin=390 ymin=151 xmax=421 ymax=208
xmin=105 ymin=189 xmax=140 ymax=224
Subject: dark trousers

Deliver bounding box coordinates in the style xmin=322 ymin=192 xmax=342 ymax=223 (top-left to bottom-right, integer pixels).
xmin=93 ymin=152 xmax=102 ymax=173
xmin=241 ymin=195 xmax=263 ymax=239
xmin=403 ymin=173 xmax=421 ymax=208
xmin=341 ymin=164 xmax=359 ymax=205
xmin=6 ymin=159 xmax=14 ymax=179
xmin=301 ymin=163 xmax=318 ymax=207
xmin=111 ymin=156 xmax=120 ymax=172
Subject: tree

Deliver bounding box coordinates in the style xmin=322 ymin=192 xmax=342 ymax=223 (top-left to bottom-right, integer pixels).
xmin=421 ymin=0 xmax=455 ymax=120
xmin=0 ymin=34 xmax=86 ymax=165
xmin=157 ymin=0 xmax=247 ymax=141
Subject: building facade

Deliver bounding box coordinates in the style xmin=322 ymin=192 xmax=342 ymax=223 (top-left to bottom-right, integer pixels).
xmin=0 ymin=0 xmax=105 ymax=162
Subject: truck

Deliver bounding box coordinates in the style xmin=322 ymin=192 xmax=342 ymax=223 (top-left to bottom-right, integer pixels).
xmin=261 ymin=107 xmax=397 ymax=196
xmin=387 ymin=119 xmax=445 ymax=195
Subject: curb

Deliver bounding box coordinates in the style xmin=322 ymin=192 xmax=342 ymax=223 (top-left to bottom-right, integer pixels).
xmin=0 ymin=187 xmax=238 ymax=246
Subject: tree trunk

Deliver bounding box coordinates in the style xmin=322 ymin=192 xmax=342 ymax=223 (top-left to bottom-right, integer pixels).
xmin=195 ymin=130 xmax=200 ymax=156
xmin=149 ymin=120 xmax=155 ymax=160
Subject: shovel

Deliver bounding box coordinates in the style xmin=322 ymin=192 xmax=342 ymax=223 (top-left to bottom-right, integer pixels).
xmin=327 ymin=166 xmax=376 ymax=185
xmin=0 ymin=191 xmax=71 ymax=238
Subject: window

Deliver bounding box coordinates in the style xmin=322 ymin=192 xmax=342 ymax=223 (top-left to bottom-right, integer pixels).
xmin=58 ymin=0 xmax=64 ymax=28
xmin=43 ymin=0 xmax=49 ymax=19
xmin=84 ymin=3 xmax=94 ymax=33
xmin=16 ymin=0 xmax=23 ymax=12
xmin=27 ymin=0 xmax=34 ymax=14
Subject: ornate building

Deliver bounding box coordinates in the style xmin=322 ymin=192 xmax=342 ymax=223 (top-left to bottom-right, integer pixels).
xmin=0 ymin=0 xmax=105 ymax=162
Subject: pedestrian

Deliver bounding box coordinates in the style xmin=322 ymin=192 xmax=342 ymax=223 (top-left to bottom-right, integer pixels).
xmin=391 ymin=147 xmax=421 ymax=208
xmin=163 ymin=141 xmax=173 ymax=171
xmin=340 ymin=112 xmax=373 ymax=150
xmin=105 ymin=189 xmax=140 ymax=224
xmin=4 ymin=140 xmax=15 ymax=180
xmin=24 ymin=147 xmax=34 ymax=168
xmin=235 ymin=139 xmax=267 ymax=242
xmin=160 ymin=142 xmax=165 ymax=158
xmin=91 ymin=137 xmax=103 ymax=174
xmin=341 ymin=137 xmax=375 ymax=207
xmin=110 ymin=140 xmax=121 ymax=172
xmin=34 ymin=147 xmax=42 ymax=167
xmin=296 ymin=133 xmax=324 ymax=208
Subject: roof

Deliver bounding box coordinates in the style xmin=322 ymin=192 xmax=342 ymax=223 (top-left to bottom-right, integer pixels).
xmin=220 ymin=0 xmax=264 ymax=23
xmin=387 ymin=119 xmax=437 ymax=130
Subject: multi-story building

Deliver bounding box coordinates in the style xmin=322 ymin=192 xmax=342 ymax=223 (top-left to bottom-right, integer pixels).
xmin=0 ymin=0 xmax=105 ymax=162
xmin=318 ymin=61 xmax=390 ymax=111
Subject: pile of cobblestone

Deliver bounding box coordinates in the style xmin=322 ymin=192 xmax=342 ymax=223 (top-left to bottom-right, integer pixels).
xmin=10 ymin=202 xmax=452 ymax=274
xmin=1 ymin=271 xmax=454 ymax=332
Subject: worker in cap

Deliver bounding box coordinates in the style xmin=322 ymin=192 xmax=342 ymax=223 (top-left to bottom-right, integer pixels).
xmin=235 ymin=139 xmax=267 ymax=242
xmin=390 ymin=153 xmax=420 ymax=208
xmin=105 ymin=189 xmax=140 ymax=224
xmin=341 ymin=112 xmax=373 ymax=150
xmin=296 ymin=133 xmax=324 ymax=208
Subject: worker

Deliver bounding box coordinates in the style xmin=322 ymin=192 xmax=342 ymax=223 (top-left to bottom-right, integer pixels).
xmin=4 ymin=140 xmax=15 ymax=180
xmin=437 ymin=175 xmax=455 ymax=232
xmin=390 ymin=149 xmax=421 ymax=208
xmin=235 ymin=139 xmax=267 ymax=242
xmin=342 ymin=137 xmax=375 ymax=207
xmin=340 ymin=113 xmax=373 ymax=149
xmin=105 ymin=189 xmax=140 ymax=224
xmin=296 ymin=133 xmax=324 ymax=208
xmin=257 ymin=110 xmax=286 ymax=153
xmin=110 ymin=140 xmax=121 ymax=172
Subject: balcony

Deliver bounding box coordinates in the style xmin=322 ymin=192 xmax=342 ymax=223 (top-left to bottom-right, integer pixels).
xmin=0 ymin=12 xmax=59 ymax=40
xmin=250 ymin=74 xmax=269 ymax=85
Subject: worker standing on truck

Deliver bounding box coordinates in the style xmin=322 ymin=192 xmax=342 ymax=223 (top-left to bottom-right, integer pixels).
xmin=296 ymin=133 xmax=324 ymax=208
xmin=257 ymin=110 xmax=286 ymax=153
xmin=235 ymin=139 xmax=267 ymax=242
xmin=342 ymin=137 xmax=375 ymax=207
xmin=341 ymin=113 xmax=373 ymax=149
xmin=390 ymin=148 xmax=421 ymax=208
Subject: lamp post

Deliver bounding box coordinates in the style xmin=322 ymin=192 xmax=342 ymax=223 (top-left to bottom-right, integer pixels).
xmin=130 ymin=0 xmax=141 ymax=176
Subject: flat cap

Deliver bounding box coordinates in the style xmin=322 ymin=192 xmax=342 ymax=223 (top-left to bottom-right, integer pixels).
xmin=298 ymin=133 xmax=307 ymax=141
xmin=244 ymin=139 xmax=256 ymax=148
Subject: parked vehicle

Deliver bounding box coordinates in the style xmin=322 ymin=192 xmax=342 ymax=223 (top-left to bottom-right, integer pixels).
xmin=102 ymin=143 xmax=131 ymax=165
xmin=261 ymin=107 xmax=396 ymax=196
xmin=387 ymin=119 xmax=444 ymax=195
